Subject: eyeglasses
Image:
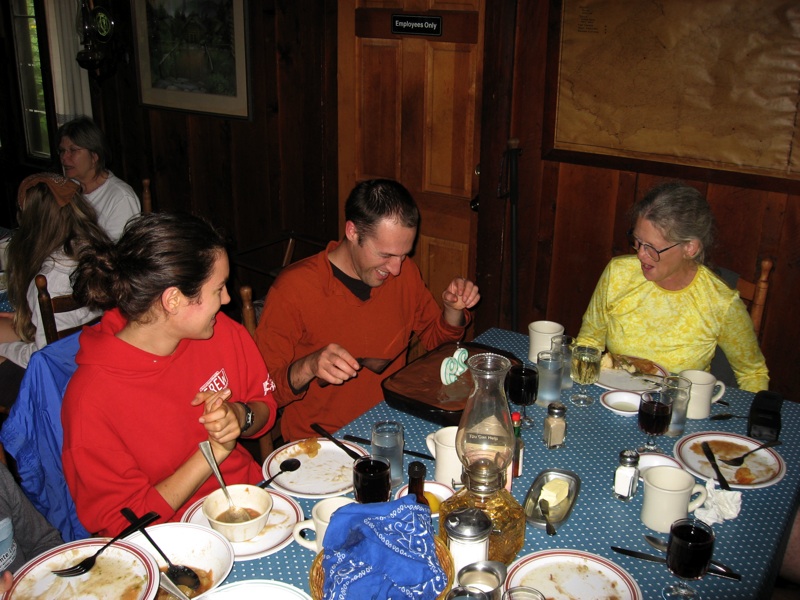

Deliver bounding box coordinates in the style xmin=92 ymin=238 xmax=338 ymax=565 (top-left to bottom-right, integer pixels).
xmin=57 ymin=145 xmax=86 ymax=158
xmin=628 ymin=229 xmax=681 ymax=262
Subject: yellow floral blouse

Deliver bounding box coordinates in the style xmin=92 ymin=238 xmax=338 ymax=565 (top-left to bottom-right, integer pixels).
xmin=577 ymin=255 xmax=769 ymax=392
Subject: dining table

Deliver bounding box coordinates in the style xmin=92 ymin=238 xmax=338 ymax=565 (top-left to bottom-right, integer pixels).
xmin=220 ymin=327 xmax=799 ymax=599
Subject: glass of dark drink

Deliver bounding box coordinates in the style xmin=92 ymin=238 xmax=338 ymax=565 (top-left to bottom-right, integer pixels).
xmin=505 ymin=365 xmax=538 ymax=429
xmin=663 ymin=518 xmax=715 ymax=599
xmin=352 ymin=456 xmax=391 ymax=503
xmin=637 ymin=390 xmax=673 ymax=454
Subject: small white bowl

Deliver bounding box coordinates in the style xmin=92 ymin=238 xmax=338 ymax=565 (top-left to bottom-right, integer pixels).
xmin=600 ymin=390 xmax=641 ymax=416
xmin=393 ymin=480 xmax=454 ymax=517
xmin=202 ymin=484 xmax=273 ymax=542
xmin=127 ymin=522 xmax=234 ymax=596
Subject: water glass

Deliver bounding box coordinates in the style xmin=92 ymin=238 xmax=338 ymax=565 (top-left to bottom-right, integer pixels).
xmin=663 ymin=376 xmax=692 ymax=438
xmin=353 ymin=456 xmax=392 ymax=503
xmin=550 ymin=334 xmax=575 ymax=390
xmin=535 ymin=350 xmax=563 ymax=406
xmin=371 ymin=421 xmax=404 ymax=487
xmin=503 ymin=588 xmax=546 ymax=600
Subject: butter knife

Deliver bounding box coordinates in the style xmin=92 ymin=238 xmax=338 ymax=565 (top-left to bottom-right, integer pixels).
xmin=701 ymin=441 xmax=732 ymax=490
xmin=310 ymin=423 xmax=362 ymax=461
xmin=611 ymin=547 xmax=741 ymax=581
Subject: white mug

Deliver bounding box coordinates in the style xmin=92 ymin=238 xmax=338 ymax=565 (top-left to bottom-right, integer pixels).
xmin=680 ymin=369 xmax=726 ymax=420
xmin=292 ymin=497 xmax=355 ymax=552
xmin=527 ymin=321 xmax=565 ymax=363
xmin=426 ymin=426 xmax=463 ymax=487
xmin=641 ymin=466 xmax=707 ymax=533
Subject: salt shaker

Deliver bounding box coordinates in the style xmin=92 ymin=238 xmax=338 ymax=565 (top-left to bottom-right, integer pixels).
xmin=441 ymin=507 xmax=492 ymax=576
xmin=613 ymin=449 xmax=640 ymax=501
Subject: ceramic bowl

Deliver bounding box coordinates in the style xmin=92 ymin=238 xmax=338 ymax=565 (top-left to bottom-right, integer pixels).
xmin=393 ymin=480 xmax=455 ymax=517
xmin=202 ymin=484 xmax=273 ymax=542
xmin=600 ymin=390 xmax=641 ymax=416
xmin=127 ymin=522 xmax=234 ymax=595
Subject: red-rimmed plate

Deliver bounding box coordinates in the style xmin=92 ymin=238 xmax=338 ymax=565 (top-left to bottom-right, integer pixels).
xmin=597 ymin=356 xmax=668 ymax=392
xmin=3 ymin=539 xmax=158 ymax=600
xmin=182 ymin=489 xmax=303 ymax=561
xmin=505 ymin=549 xmax=642 ymax=599
xmin=262 ymin=438 xmax=368 ymax=499
xmin=674 ymin=431 xmax=786 ymax=489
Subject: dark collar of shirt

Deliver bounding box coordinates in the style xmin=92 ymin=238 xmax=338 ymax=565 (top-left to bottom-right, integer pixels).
xmin=330 ymin=261 xmax=372 ymax=301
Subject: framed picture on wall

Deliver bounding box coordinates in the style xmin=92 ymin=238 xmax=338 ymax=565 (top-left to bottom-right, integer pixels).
xmin=131 ymin=0 xmax=250 ymax=118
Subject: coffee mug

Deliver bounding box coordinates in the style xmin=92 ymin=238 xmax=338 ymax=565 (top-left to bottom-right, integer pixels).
xmin=680 ymin=369 xmax=726 ymax=420
xmin=527 ymin=321 xmax=564 ymax=363
xmin=426 ymin=426 xmax=463 ymax=487
xmin=292 ymin=496 xmax=355 ymax=551
xmin=641 ymin=466 xmax=707 ymax=533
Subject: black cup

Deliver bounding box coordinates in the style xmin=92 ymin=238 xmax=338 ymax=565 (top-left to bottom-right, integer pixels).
xmin=353 ymin=456 xmax=391 ymax=503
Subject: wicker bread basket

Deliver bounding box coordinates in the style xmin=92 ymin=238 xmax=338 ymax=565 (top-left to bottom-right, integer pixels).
xmin=309 ymin=535 xmax=454 ymax=600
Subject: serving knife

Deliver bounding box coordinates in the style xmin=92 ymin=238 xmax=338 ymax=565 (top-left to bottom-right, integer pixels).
xmin=310 ymin=423 xmax=362 ymax=461
xmin=611 ymin=547 xmax=741 ymax=581
xmin=701 ymin=441 xmax=732 ymax=490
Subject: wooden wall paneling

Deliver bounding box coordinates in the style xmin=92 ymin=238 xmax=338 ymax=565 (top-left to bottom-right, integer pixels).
xmin=186 ymin=118 xmax=234 ymax=230
xmin=357 ymin=38 xmax=402 ymax=180
xmin=275 ymin=1 xmax=338 ymax=239
xmin=147 ymin=111 xmax=191 ymax=213
xmin=765 ymin=195 xmax=800 ymax=399
xmin=706 ymin=185 xmax=768 ymax=277
xmin=547 ymin=163 xmax=620 ymax=336
xmin=474 ymin=0 xmax=518 ymax=334
xmin=424 ymin=42 xmax=476 ymax=197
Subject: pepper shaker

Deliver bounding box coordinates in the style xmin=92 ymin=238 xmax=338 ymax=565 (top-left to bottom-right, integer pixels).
xmin=543 ymin=401 xmax=567 ymax=449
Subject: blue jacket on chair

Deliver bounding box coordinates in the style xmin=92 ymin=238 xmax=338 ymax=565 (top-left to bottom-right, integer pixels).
xmin=0 ymin=332 xmax=89 ymax=541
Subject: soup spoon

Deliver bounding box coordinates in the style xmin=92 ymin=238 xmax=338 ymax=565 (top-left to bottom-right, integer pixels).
xmin=198 ymin=441 xmax=251 ymax=523
xmin=259 ymin=458 xmax=301 ymax=488
xmin=121 ymin=508 xmax=201 ymax=590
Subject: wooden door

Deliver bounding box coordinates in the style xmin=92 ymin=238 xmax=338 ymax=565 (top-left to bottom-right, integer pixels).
xmin=338 ymin=0 xmax=484 ymax=326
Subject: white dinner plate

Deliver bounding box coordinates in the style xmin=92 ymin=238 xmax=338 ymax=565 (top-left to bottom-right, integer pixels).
xmin=4 ymin=539 xmax=158 ymax=600
xmin=204 ymin=580 xmax=311 ymax=599
xmin=596 ymin=356 xmax=668 ymax=392
xmin=600 ymin=390 xmax=641 ymax=416
xmin=505 ymin=549 xmax=642 ymax=599
xmin=673 ymin=431 xmax=786 ymax=489
xmin=182 ymin=489 xmax=304 ymax=561
xmin=393 ymin=480 xmax=455 ymax=517
xmin=262 ymin=438 xmax=368 ymax=498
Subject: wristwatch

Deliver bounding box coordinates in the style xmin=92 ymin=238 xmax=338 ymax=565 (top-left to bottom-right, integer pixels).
xmin=238 ymin=402 xmax=254 ymax=433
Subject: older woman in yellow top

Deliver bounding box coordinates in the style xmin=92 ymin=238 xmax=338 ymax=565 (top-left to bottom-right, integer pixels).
xmin=576 ymin=181 xmax=768 ymax=393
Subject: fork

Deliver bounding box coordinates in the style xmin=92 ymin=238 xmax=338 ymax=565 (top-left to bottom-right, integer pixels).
xmin=52 ymin=511 xmax=159 ymax=577
xmin=720 ymin=440 xmax=782 ymax=467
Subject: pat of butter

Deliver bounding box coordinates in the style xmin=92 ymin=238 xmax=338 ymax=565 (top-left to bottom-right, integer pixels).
xmin=539 ymin=478 xmax=569 ymax=507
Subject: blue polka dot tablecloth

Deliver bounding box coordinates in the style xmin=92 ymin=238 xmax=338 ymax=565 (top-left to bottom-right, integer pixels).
xmin=223 ymin=328 xmax=798 ymax=599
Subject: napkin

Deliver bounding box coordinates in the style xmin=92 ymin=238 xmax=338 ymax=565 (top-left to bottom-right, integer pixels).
xmin=694 ymin=479 xmax=742 ymax=525
xmin=321 ymin=496 xmax=447 ymax=600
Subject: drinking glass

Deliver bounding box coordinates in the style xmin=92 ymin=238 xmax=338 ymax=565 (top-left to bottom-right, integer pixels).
xmin=505 ymin=365 xmax=538 ymax=429
xmin=663 ymin=518 xmax=715 ymax=599
xmin=664 ymin=376 xmax=692 ymax=438
xmin=550 ymin=335 xmax=575 ymax=390
xmin=535 ymin=350 xmax=563 ymax=406
xmin=352 ymin=456 xmax=392 ymax=503
xmin=569 ymin=345 xmax=601 ymax=407
xmin=637 ymin=390 xmax=674 ymax=453
xmin=371 ymin=421 xmax=404 ymax=487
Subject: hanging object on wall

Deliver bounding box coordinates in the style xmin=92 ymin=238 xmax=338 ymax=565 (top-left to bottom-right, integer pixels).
xmin=76 ymin=0 xmax=115 ymax=73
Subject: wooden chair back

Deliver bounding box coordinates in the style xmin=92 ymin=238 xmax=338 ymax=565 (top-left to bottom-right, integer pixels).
xmin=142 ymin=178 xmax=152 ymax=213
xmin=238 ymin=284 xmax=282 ymax=461
xmin=35 ymin=275 xmax=97 ymax=345
xmin=736 ymin=258 xmax=773 ymax=340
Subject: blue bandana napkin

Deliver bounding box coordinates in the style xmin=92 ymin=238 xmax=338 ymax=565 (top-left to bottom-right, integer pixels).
xmin=321 ymin=496 xmax=447 ymax=600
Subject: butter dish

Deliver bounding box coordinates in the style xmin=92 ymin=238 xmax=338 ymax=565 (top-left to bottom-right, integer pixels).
xmin=523 ymin=469 xmax=581 ymax=531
